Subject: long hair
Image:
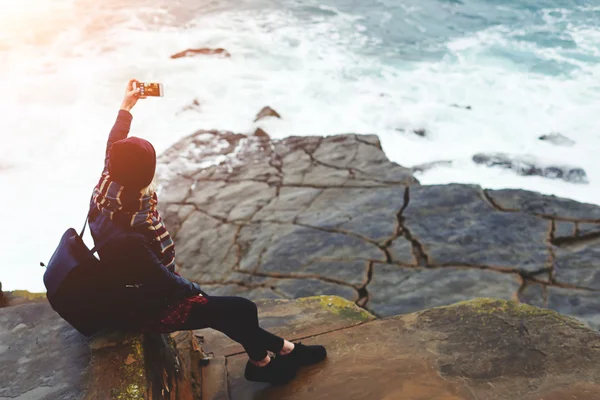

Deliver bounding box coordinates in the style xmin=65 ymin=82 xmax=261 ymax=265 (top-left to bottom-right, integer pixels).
xmin=141 ymin=180 xmax=156 ymax=197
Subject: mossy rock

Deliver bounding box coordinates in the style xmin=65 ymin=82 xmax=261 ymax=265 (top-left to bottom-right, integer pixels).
xmin=86 ymin=334 xmax=147 ymax=400
xmin=3 ymin=290 xmax=47 ymax=307
xmin=416 ymin=298 xmax=600 ymax=380
xmin=296 ymin=295 xmax=374 ymax=322
xmin=426 ymin=298 xmax=585 ymax=326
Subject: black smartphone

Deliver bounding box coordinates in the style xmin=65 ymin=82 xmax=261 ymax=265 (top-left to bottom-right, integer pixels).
xmin=133 ymin=82 xmax=164 ymax=97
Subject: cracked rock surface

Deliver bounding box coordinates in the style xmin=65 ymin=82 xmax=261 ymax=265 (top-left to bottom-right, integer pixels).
xmin=158 ymin=131 xmax=600 ymax=329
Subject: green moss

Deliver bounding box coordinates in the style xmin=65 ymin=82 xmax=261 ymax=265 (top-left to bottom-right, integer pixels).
xmin=86 ymin=333 xmax=149 ymax=400
xmin=432 ymin=298 xmax=584 ymax=327
xmin=119 ymin=337 xmax=146 ymax=400
xmin=298 ymin=295 xmax=375 ymax=321
xmin=8 ymin=290 xmax=46 ymax=301
xmin=106 ymin=336 xmax=146 ymax=400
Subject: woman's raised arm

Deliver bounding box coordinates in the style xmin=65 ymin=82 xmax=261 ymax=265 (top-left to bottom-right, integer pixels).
xmin=102 ymin=79 xmax=145 ymax=174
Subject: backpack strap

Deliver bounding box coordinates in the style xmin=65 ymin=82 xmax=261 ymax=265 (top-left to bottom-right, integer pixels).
xmin=80 ymin=213 xmax=123 ymax=255
xmin=79 ymin=215 xmax=89 ymax=238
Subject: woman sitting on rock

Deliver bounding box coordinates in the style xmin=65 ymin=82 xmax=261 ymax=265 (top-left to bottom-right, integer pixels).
xmin=88 ymin=80 xmax=326 ymax=385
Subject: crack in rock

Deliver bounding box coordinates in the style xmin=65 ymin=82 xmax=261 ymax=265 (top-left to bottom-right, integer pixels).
xmin=353 ymin=134 xmax=383 ymax=150
xmin=396 ymin=186 xmax=430 ymax=266
xmin=231 ymin=268 xmax=358 ymax=289
xmin=551 ymin=231 xmax=600 ymax=248
xmin=356 ymin=261 xmax=374 ymax=308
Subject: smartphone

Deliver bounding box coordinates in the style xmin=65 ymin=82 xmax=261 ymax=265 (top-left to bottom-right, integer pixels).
xmin=133 ymin=82 xmax=164 ymax=97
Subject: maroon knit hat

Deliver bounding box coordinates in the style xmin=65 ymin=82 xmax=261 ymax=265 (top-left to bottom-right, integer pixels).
xmin=108 ymin=137 xmax=156 ymax=190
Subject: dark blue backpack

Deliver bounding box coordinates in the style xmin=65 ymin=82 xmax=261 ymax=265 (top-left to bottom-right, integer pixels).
xmin=42 ymin=215 xmax=122 ymax=336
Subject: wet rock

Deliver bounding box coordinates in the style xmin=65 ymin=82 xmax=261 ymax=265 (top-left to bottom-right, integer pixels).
xmin=170 ymin=48 xmax=231 ymax=59
xmin=177 ymin=98 xmax=201 ymax=115
xmin=395 ymin=128 xmax=427 ymax=137
xmin=473 ymin=152 xmax=588 ymax=184
xmin=486 ymin=189 xmax=600 ymax=220
xmin=254 ymin=106 xmax=281 ymax=122
xmin=411 ymin=160 xmax=452 ymax=174
xmin=539 ymin=132 xmax=575 ymax=146
xmin=450 ymin=104 xmax=472 ymax=110
xmin=253 ymin=127 xmax=270 ymax=138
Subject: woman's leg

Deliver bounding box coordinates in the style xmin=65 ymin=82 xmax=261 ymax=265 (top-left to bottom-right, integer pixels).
xmin=178 ymin=296 xmax=284 ymax=362
xmin=175 ymin=295 xmax=324 ymax=385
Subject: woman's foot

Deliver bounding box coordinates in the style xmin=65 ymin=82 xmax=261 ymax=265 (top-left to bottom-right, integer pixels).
xmin=279 ymin=340 xmax=295 ymax=356
xmin=244 ymin=355 xmax=297 ymax=385
xmin=280 ymin=342 xmax=327 ymax=367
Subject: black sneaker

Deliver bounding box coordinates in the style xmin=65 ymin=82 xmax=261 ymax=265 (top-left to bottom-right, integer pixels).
xmin=244 ymin=356 xmax=297 ymax=385
xmin=284 ymin=342 xmax=327 ymax=367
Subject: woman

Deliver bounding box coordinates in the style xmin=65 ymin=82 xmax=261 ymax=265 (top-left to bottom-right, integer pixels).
xmin=88 ymin=80 xmax=326 ymax=385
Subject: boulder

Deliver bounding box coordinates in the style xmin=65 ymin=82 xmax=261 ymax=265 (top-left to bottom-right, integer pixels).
xmin=394 ymin=128 xmax=427 ymax=137
xmin=252 ymin=127 xmax=270 ymax=138
xmin=450 ymin=103 xmax=472 ymax=110
xmin=157 ymin=131 xmax=600 ymax=328
xmin=473 ymin=152 xmax=588 ymax=184
xmin=539 ymin=132 xmax=575 ymax=146
xmin=0 ymin=281 xmax=4 ymax=307
xmin=170 ymin=48 xmax=231 ymax=59
xmin=411 ymin=160 xmax=452 ymax=174
xmin=177 ymin=98 xmax=201 ymax=115
xmin=254 ymin=106 xmax=281 ymax=122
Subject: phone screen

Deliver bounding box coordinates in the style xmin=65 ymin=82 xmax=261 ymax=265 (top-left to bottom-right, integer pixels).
xmin=139 ymin=82 xmax=163 ymax=97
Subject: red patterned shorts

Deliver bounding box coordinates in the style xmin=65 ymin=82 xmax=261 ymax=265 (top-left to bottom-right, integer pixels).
xmin=142 ymin=295 xmax=208 ymax=333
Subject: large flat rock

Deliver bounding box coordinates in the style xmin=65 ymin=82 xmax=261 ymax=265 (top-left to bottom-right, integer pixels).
xmin=158 ymin=132 xmax=600 ymax=330
xmin=219 ymin=298 xmax=600 ymax=400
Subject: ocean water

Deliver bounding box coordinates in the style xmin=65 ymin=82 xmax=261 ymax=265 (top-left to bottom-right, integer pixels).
xmin=1 ymin=0 xmax=600 ymax=291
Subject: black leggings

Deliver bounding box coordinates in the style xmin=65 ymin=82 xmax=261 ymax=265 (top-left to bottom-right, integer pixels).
xmin=178 ymin=296 xmax=284 ymax=361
